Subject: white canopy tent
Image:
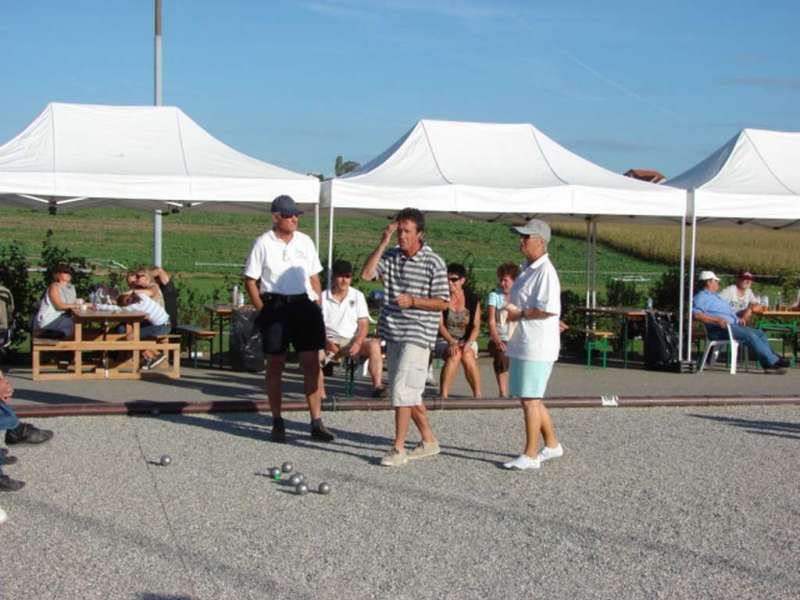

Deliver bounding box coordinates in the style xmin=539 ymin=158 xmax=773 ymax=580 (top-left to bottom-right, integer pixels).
xmin=0 ymin=102 xmax=321 ymax=261
xmin=668 ymin=128 xmax=800 ymax=359
xmin=322 ymin=119 xmax=684 ymax=217
xmin=321 ymin=119 xmax=689 ymax=355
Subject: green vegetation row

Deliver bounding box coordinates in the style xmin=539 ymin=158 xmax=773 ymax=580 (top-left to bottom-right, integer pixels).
xmin=550 ymin=220 xmax=800 ymax=277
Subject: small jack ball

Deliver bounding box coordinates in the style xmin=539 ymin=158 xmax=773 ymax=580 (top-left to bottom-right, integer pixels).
xmin=318 ymin=482 xmax=332 ymax=495
xmin=160 ymin=455 xmax=172 ymax=466
xmin=269 ymin=467 xmax=282 ymax=480
xmin=289 ymin=474 xmax=302 ymax=486
xmin=295 ymin=483 xmax=308 ymax=495
xmin=281 ymin=462 xmax=294 ymax=474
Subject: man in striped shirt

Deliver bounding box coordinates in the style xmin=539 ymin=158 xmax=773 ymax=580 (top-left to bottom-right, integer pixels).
xmin=361 ymin=208 xmax=449 ymax=467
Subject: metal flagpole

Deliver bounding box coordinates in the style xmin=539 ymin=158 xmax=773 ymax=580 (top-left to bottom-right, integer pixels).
xmin=153 ymin=0 xmax=163 ymax=267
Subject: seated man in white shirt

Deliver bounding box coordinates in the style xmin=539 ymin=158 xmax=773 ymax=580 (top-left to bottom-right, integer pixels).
xmin=94 ymin=291 xmax=171 ymax=370
xmin=718 ymin=271 xmax=765 ymax=324
xmin=319 ymin=260 xmax=386 ymax=399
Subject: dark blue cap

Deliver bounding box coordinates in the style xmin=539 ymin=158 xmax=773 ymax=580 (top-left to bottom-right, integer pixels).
xmin=271 ymin=195 xmax=304 ymax=216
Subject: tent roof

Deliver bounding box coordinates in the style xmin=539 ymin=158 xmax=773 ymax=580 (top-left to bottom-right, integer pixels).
xmin=0 ymin=102 xmax=319 ymax=210
xmin=321 ymin=119 xmax=685 ymax=218
xmin=668 ymin=128 xmax=800 ymax=222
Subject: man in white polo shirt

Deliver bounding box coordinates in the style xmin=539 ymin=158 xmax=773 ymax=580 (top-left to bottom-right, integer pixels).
xmin=319 ymin=259 xmax=385 ymax=399
xmin=244 ymin=195 xmax=334 ymax=443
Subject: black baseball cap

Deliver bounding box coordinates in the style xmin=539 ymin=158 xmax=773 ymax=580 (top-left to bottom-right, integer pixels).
xmin=271 ymin=195 xmax=304 ymax=216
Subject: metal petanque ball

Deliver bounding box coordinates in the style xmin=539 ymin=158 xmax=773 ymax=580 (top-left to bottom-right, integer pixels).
xmin=289 ymin=474 xmax=302 ymax=486
xmin=281 ymin=462 xmax=294 ymax=474
xmin=318 ymin=482 xmax=332 ymax=495
xmin=295 ymin=473 xmax=305 ymax=484
xmin=269 ymin=467 xmax=282 ymax=480
xmin=159 ymin=455 xmax=172 ymax=467
xmin=295 ymin=483 xmax=309 ymax=495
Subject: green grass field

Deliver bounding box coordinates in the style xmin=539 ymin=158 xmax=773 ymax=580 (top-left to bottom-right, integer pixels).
xmin=1 ymin=206 xmax=671 ymax=301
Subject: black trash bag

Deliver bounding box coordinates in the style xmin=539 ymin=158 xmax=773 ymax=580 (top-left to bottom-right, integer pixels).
xmin=644 ymin=311 xmax=680 ymax=371
xmin=229 ymin=307 xmax=264 ymax=372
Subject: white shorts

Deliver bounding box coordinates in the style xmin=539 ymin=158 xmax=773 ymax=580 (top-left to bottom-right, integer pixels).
xmin=386 ymin=341 xmax=430 ymax=407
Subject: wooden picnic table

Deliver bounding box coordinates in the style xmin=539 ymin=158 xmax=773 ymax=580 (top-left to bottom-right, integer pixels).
xmin=756 ymin=310 xmax=800 ymax=365
xmin=575 ymin=306 xmax=673 ymax=368
xmin=205 ymin=304 xmax=239 ymax=369
xmin=32 ymin=309 xmax=180 ymax=380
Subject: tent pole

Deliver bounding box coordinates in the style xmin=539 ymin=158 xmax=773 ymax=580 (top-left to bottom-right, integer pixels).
xmin=591 ymin=219 xmax=598 ymax=308
xmin=677 ymin=213 xmax=687 ymax=361
xmin=152 ymin=0 xmax=163 ymax=267
xmin=686 ymin=195 xmax=697 ymax=361
xmin=153 ymin=210 xmax=163 ymax=267
xmin=326 ymin=199 xmax=334 ymax=290
xmin=314 ymin=203 xmax=320 ymax=253
xmin=585 ymin=218 xmax=591 ymax=308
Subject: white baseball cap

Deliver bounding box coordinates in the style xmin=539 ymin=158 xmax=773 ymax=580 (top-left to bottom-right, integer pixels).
xmin=511 ymin=218 xmax=551 ymax=242
xmin=699 ymin=270 xmax=720 ymax=282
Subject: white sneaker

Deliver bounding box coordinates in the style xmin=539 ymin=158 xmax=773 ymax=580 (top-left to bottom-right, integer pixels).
xmin=537 ymin=444 xmax=564 ymax=463
xmin=0 ymin=507 xmax=7 ymax=525
xmin=502 ymin=454 xmax=541 ymax=470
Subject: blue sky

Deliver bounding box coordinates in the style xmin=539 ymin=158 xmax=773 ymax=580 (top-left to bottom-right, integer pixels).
xmin=1 ymin=0 xmax=798 ymax=178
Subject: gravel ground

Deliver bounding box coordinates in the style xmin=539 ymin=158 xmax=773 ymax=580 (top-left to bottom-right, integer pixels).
xmin=0 ymin=405 xmax=798 ymax=599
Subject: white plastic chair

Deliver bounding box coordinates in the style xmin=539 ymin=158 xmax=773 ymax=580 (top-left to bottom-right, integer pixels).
xmin=698 ymin=323 xmax=743 ymax=374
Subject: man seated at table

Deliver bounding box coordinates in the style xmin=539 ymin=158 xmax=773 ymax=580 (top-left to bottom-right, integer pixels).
xmin=693 ymin=271 xmax=789 ymax=374
xmin=319 ymin=260 xmax=386 ymax=399
xmin=719 ymin=271 xmax=765 ymax=324
xmin=94 ymin=291 xmax=171 ymax=370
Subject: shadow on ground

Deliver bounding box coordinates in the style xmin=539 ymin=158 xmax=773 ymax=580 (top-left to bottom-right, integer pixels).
xmin=689 ymin=413 xmax=800 ymax=440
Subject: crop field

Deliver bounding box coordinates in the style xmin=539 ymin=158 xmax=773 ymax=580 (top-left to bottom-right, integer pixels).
xmin=550 ymin=220 xmax=800 ymax=277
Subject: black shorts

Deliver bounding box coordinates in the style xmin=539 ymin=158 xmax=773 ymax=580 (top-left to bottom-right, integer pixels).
xmin=257 ymin=294 xmax=326 ymax=355
xmin=488 ymin=339 xmax=510 ymax=374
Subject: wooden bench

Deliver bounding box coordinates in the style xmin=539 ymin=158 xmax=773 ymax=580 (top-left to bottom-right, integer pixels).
xmin=32 ymin=337 xmax=180 ymax=381
xmin=174 ymin=325 xmax=218 ymax=368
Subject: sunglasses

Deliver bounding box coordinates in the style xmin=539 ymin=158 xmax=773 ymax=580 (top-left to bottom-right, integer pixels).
xmin=448 ymin=276 xmax=462 ymax=282
xmin=278 ymin=212 xmax=298 ymax=219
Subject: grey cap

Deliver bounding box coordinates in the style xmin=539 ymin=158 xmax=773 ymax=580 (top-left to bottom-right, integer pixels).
xmin=512 ymin=218 xmax=551 ymax=242
xmin=271 ymin=195 xmax=304 ymax=216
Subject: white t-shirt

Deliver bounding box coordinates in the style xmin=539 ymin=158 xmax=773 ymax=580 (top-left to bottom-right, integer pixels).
xmin=719 ymin=284 xmax=757 ymax=314
xmin=505 ymin=254 xmax=561 ymax=362
xmin=243 ymin=229 xmax=322 ymax=298
xmin=321 ymin=287 xmax=369 ymax=341
xmin=96 ymin=292 xmax=170 ymax=327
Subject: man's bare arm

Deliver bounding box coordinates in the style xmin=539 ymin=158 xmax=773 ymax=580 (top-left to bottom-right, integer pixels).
xmin=245 ymin=277 xmax=263 ymax=310
xmin=361 ymin=223 xmax=397 ymax=281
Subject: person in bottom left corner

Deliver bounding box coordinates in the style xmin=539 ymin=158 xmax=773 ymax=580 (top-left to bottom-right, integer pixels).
xmin=0 ymin=370 xmax=55 ymax=495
